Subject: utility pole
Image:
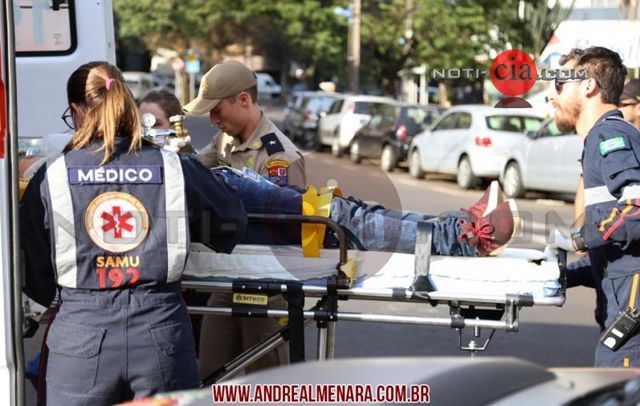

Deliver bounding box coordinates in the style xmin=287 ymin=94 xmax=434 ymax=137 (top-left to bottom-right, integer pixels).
xmin=347 ymin=0 xmax=361 ymax=93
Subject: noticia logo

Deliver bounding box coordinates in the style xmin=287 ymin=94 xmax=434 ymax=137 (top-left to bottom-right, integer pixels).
xmin=491 ymin=50 xmax=537 ymax=108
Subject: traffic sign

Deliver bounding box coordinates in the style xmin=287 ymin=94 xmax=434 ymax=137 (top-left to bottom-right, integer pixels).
xmin=185 ymin=49 xmax=200 ymax=74
xmin=170 ymin=58 xmax=185 ymax=72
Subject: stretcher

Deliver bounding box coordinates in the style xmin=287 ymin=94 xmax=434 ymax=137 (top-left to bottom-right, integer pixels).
xmin=182 ymin=214 xmax=567 ymax=385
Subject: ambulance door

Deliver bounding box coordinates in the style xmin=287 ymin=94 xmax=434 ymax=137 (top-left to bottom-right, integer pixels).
xmin=1 ymin=0 xmax=21 ymax=404
xmin=15 ymin=0 xmax=116 ymax=139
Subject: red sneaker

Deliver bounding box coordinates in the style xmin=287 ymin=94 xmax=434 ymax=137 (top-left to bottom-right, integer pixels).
xmin=461 ymin=180 xmax=504 ymax=220
xmin=458 ymin=200 xmax=520 ymax=257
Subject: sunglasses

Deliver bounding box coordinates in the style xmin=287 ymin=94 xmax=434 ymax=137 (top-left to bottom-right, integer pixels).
xmin=554 ymin=78 xmax=584 ymax=94
xmin=619 ymin=101 xmax=639 ymax=108
xmin=61 ymin=106 xmax=74 ymax=130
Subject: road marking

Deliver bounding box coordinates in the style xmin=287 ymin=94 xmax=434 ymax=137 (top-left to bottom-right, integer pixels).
xmin=535 ymin=199 xmax=567 ymax=207
xmin=393 ymin=177 xmax=470 ymax=197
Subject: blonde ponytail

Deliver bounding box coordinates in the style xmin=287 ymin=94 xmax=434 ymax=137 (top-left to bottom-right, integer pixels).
xmin=66 ymin=62 xmax=143 ymax=164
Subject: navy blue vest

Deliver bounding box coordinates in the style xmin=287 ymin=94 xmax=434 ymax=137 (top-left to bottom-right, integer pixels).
xmin=43 ymin=140 xmax=188 ymax=289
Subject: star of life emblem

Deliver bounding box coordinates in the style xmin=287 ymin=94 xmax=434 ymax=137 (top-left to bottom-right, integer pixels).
xmin=85 ymin=192 xmax=150 ymax=253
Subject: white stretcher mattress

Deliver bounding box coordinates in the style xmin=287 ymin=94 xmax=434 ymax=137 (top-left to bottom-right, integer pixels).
xmin=184 ymin=244 xmax=561 ymax=299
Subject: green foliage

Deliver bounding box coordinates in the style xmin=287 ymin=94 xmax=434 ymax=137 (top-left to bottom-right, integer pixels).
xmin=524 ymin=0 xmax=576 ymax=63
xmin=113 ymin=0 xmax=540 ymax=92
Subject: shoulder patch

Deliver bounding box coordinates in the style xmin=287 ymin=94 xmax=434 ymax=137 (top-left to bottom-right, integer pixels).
xmin=261 ymin=133 xmax=285 ymax=156
xmin=599 ymin=136 xmax=628 ymax=156
xmin=265 ymin=158 xmax=290 ymax=185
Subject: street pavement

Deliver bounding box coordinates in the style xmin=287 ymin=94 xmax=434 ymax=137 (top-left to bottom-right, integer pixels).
xmin=24 ymin=101 xmax=598 ymax=404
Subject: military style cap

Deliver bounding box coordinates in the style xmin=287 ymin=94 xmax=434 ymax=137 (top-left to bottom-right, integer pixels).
xmin=183 ymin=60 xmax=258 ymax=115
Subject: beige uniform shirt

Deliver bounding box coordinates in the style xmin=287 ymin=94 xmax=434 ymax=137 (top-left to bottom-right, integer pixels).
xmin=197 ymin=114 xmax=306 ymax=187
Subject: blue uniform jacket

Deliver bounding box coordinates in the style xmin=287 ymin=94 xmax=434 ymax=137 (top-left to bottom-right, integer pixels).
xmin=583 ymin=110 xmax=640 ymax=279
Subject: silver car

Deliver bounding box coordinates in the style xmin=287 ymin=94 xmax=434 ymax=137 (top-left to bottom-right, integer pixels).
xmin=409 ymin=106 xmax=544 ymax=189
xmin=499 ymin=118 xmax=582 ymax=198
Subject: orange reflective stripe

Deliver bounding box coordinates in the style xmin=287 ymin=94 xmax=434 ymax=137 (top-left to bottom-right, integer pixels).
xmin=599 ymin=207 xmax=620 ymax=231
xmin=630 ymin=273 xmax=640 ymax=310
xmin=624 ymin=358 xmax=630 ymax=367
xmin=602 ymin=202 xmax=638 ymax=240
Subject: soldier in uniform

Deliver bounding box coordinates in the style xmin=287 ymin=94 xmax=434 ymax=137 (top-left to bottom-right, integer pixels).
xmin=20 ymin=62 xmax=246 ymax=405
xmin=183 ymin=60 xmax=305 ymax=377
xmin=549 ymin=46 xmax=640 ymax=367
xmin=183 ymin=60 xmax=306 ymax=187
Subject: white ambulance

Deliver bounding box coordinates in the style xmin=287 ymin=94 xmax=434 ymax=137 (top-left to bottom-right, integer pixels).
xmin=0 ymin=1 xmax=115 ymax=404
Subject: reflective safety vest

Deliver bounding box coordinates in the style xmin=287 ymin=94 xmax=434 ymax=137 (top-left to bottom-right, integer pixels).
xmin=44 ymin=144 xmax=189 ymax=289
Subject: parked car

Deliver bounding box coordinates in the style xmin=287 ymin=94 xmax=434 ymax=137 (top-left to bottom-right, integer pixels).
xmin=119 ymin=357 xmax=640 ymax=406
xmin=256 ymin=72 xmax=282 ymax=99
xmin=282 ymin=92 xmax=309 ymax=138
xmin=283 ymin=91 xmax=339 ymax=149
xmin=408 ymin=106 xmax=544 ymax=189
xmin=123 ymin=71 xmax=156 ymax=102
xmin=318 ymin=95 xmax=400 ymax=157
xmin=499 ymin=118 xmax=582 ymax=198
xmin=349 ymin=103 xmax=442 ymax=171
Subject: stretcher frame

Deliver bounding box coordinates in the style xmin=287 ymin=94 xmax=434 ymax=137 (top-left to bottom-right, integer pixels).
xmin=183 ymin=214 xmax=567 ymax=385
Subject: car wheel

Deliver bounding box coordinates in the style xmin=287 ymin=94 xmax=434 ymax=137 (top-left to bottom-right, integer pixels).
xmin=350 ymin=139 xmax=362 ymax=164
xmin=332 ymin=132 xmax=344 ymax=158
xmin=409 ymin=149 xmax=425 ymax=179
xmin=299 ymin=129 xmax=320 ymax=151
xmin=503 ymin=162 xmax=525 ymax=198
xmin=457 ymin=156 xmax=478 ymax=190
xmin=381 ymin=145 xmax=398 ymax=172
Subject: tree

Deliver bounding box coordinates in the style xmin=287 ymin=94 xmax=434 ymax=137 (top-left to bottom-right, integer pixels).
xmin=525 ymin=0 xmax=576 ymax=63
xmin=618 ymin=0 xmax=639 ymax=20
xmin=360 ymin=0 xmax=521 ymax=95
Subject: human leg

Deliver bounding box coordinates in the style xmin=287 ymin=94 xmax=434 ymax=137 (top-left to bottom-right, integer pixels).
xmin=46 ymin=285 xmax=199 ymax=406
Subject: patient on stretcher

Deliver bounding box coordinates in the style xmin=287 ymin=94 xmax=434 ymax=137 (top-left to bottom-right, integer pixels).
xmin=18 ymin=134 xmax=519 ymax=259
xmin=213 ymin=166 xmax=520 ymax=258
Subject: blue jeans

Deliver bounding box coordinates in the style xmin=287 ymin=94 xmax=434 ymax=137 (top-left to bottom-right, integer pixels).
xmin=212 ymin=167 xmax=475 ymax=257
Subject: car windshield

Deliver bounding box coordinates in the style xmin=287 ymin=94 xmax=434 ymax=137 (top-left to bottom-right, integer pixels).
xmin=303 ymin=96 xmax=337 ymax=113
xmin=540 ymin=120 xmax=564 ymax=137
xmin=353 ymin=102 xmax=388 ymax=115
xmin=485 ymin=115 xmax=543 ymax=133
xmin=401 ymin=107 xmax=440 ymax=126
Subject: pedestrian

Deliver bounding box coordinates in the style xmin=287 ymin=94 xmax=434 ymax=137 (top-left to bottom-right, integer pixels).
xmin=549 ymin=46 xmax=640 ymax=367
xmin=20 ymin=61 xmax=247 ymax=405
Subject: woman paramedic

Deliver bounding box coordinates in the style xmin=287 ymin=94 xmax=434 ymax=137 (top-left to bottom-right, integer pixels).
xmin=19 ymin=61 xmax=247 ymax=405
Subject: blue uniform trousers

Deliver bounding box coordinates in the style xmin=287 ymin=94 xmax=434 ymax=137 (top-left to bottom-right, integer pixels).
xmin=595 ymin=272 xmax=640 ymax=367
xmin=44 ymin=283 xmax=199 ymax=405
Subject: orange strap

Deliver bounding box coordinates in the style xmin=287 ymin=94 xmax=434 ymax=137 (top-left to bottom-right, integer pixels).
xmin=629 ymin=273 xmax=640 ymax=310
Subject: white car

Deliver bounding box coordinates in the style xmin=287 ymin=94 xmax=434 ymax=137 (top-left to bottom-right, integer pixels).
xmin=123 ymin=71 xmax=156 ymax=102
xmin=318 ymin=95 xmax=400 ymax=157
xmin=256 ymin=72 xmax=282 ymax=99
xmin=408 ymin=106 xmax=544 ymax=189
xmin=499 ymin=118 xmax=582 ymax=198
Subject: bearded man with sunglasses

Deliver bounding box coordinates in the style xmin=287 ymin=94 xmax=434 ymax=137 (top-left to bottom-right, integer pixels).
xmin=550 ymin=46 xmax=640 ymax=367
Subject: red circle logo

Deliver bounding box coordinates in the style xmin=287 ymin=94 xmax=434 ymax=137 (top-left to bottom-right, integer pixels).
xmin=490 ymin=50 xmax=537 ymax=96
